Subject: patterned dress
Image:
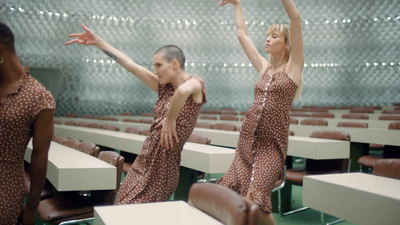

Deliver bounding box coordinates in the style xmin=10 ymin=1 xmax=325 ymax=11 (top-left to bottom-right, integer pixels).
xmin=116 ymin=75 xmax=206 ymax=204
xmin=217 ymin=66 xmax=297 ymax=213
xmin=0 ymin=68 xmax=55 ymax=224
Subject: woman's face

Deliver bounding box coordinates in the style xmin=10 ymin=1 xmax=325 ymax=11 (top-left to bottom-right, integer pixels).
xmin=265 ymin=32 xmax=287 ymax=55
xmin=153 ymin=53 xmax=175 ymax=84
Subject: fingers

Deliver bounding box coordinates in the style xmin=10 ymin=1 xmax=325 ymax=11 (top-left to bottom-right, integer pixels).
xmin=65 ymin=39 xmax=79 ymax=46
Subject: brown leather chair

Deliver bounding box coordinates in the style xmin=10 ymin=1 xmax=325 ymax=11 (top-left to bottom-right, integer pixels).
xmin=24 ymin=162 xmax=54 ymax=201
xmin=187 ymin=133 xmax=211 ymax=145
xmin=75 ymin=122 xmax=89 ymax=127
xmin=37 ymin=151 xmax=124 ymax=225
xmin=103 ymin=116 xmax=118 ymax=121
xmin=54 ymin=120 xmax=62 ymax=125
xmin=195 ymin=122 xmax=213 ymax=129
xmin=200 ymin=115 xmax=218 ymax=120
xmin=310 ymin=112 xmax=334 ymax=118
xmin=221 ymin=111 xmax=237 ymax=115
xmin=188 ymin=183 xmax=258 ymax=225
xmin=138 ymin=118 xmax=153 ymax=124
xmin=382 ymin=110 xmax=400 ymax=114
xmin=87 ymin=123 xmax=103 ymax=129
xmin=309 ymin=108 xmax=329 ymax=113
xmin=81 ymin=115 xmax=93 ymax=119
xmin=64 ymin=139 xmax=80 ymax=149
xmin=221 ymin=107 xmax=235 ymax=111
xmin=300 ymin=118 xmax=328 ymax=126
xmin=350 ymin=107 xmax=374 ymax=114
xmin=290 ymin=107 xmax=308 ymax=112
xmin=102 ymin=124 xmax=120 ymax=131
xmin=220 ymin=115 xmax=239 ymax=121
xmin=213 ymin=123 xmax=237 ymax=131
xmin=283 ymin=130 xmax=351 ymax=216
xmin=77 ymin=141 xmax=100 ymax=157
xmin=341 ymin=113 xmax=369 ymax=120
xmin=378 ymin=115 xmax=400 ymax=121
xmin=337 ymin=121 xmax=368 ymax=128
xmin=64 ymin=121 xmax=76 ymax=126
xmin=120 ymin=112 xmax=133 ymax=116
xmin=290 ymin=118 xmax=298 ymax=124
xmin=140 ymin=112 xmax=153 ymax=117
xmin=204 ymin=109 xmax=222 ymax=114
xmin=141 ymin=129 xmax=151 ymax=136
xmin=53 ymin=136 xmax=68 ymax=145
xmin=373 ymin=159 xmax=400 ymax=179
xmin=65 ymin=113 xmax=77 ymax=118
xmin=122 ymin=118 xmax=137 ymax=123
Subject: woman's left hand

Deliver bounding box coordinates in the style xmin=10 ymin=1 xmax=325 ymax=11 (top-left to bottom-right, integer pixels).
xmin=156 ymin=118 xmax=179 ymax=149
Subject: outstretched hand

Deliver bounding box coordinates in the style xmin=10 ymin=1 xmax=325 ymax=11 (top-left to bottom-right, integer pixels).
xmin=217 ymin=0 xmax=238 ymax=6
xmin=65 ymin=23 xmax=98 ymax=46
xmin=155 ymin=118 xmax=179 ymax=150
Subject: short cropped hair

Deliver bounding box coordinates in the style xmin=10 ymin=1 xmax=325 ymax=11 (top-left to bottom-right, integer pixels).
xmin=0 ymin=22 xmax=15 ymax=52
xmin=154 ymin=45 xmax=185 ymax=70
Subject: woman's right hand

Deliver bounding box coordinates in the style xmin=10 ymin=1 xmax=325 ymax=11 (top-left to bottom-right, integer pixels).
xmin=65 ymin=23 xmax=99 ymax=46
xmin=218 ymin=0 xmax=240 ymax=6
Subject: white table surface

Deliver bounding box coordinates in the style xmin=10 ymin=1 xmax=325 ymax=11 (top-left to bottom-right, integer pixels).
xmin=54 ymin=125 xmax=235 ymax=174
xmin=303 ymin=173 xmax=400 ymax=225
xmin=94 ymin=201 xmax=223 ymax=225
xmin=24 ymin=141 xmax=116 ymax=191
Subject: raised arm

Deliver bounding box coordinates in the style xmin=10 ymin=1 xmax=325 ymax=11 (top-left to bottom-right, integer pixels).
xmin=220 ymin=0 xmax=268 ymax=75
xmin=66 ymin=23 xmax=159 ymax=92
xmin=21 ymin=109 xmax=54 ymax=225
xmin=156 ymin=79 xmax=203 ymax=149
xmin=282 ymin=0 xmax=304 ymax=85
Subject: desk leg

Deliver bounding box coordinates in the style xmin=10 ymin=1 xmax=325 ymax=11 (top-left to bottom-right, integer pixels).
xmin=272 ymin=156 xmax=292 ymax=213
xmin=173 ymin=166 xmax=197 ymax=201
xmin=350 ymin=143 xmax=369 ymax=172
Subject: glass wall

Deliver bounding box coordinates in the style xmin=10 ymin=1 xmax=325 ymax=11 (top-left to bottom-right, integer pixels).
xmin=1 ymin=0 xmax=399 ymax=116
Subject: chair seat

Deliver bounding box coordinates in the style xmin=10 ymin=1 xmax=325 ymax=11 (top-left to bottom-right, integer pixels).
xmin=358 ymin=154 xmax=384 ymax=167
xmin=286 ymin=167 xmax=343 ymax=185
xmin=38 ymin=196 xmax=94 ymax=224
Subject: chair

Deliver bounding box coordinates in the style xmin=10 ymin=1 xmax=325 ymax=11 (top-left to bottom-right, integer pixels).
xmin=120 ymin=112 xmax=133 ymax=116
xmin=372 ymin=159 xmax=400 ymax=179
xmin=378 ymin=115 xmax=400 ymax=121
xmin=187 ymin=133 xmax=211 ymax=145
xmin=221 ymin=111 xmax=237 ymax=115
xmin=283 ymin=130 xmax=351 ymax=216
xmin=290 ymin=118 xmax=298 ymax=124
xmin=53 ymin=136 xmax=68 ymax=145
xmin=37 ymin=151 xmax=124 ymax=225
xmin=290 ymin=112 xmax=310 ymax=117
xmin=204 ymin=109 xmax=222 ymax=114
xmin=199 ymin=115 xmax=218 ymax=120
xmin=290 ymin=107 xmax=308 ymax=112
xmin=138 ymin=118 xmax=153 ymax=124
xmin=310 ymin=112 xmax=334 ymax=118
xmin=309 ymin=108 xmax=329 ymax=113
xmin=220 ymin=115 xmax=239 ymax=121
xmin=75 ymin=122 xmax=89 ymax=127
xmin=300 ymin=118 xmax=328 ymax=126
xmin=122 ymin=118 xmax=137 ymax=123
xmin=341 ymin=113 xmax=369 ymax=120
xmin=63 ymin=139 xmax=80 ymax=149
xmin=272 ymin=165 xmax=286 ymax=214
xmin=221 ymin=107 xmax=236 ymax=111
xmin=65 ymin=113 xmax=77 ymax=118
xmin=103 ymin=117 xmax=118 ymax=121
xmin=121 ymin=127 xmax=142 ymax=175
xmin=77 ymin=141 xmax=100 ymax=157
xmin=102 ymin=125 xmax=120 ymax=131
xmin=64 ymin=121 xmax=76 ymax=126
xmin=195 ymin=122 xmax=213 ymax=129
xmin=188 ymin=183 xmax=258 ymax=225
xmin=87 ymin=123 xmax=103 ymax=129
xmin=140 ymin=112 xmax=153 ymax=117
xmin=141 ymin=129 xmax=151 ymax=136
xmin=80 ymin=115 xmax=92 ymax=119
xmin=54 ymin=120 xmax=62 ymax=124
xmin=350 ymin=107 xmax=374 ymax=114
xmin=213 ymin=123 xmax=237 ymax=131
xmin=382 ymin=110 xmax=400 ymax=114
xmin=24 ymin=162 xmax=55 ymax=200
xmin=337 ymin=121 xmax=368 ymax=128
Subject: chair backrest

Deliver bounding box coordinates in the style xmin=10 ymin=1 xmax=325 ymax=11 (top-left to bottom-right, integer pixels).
xmin=341 ymin=113 xmax=369 ymax=120
xmin=204 ymin=109 xmax=222 ymax=114
xmin=81 ymin=115 xmax=93 ymax=119
xmin=382 ymin=110 xmax=400 ymax=114
xmin=195 ymin=122 xmax=213 ymax=129
xmin=138 ymin=118 xmax=153 ymax=124
xmin=140 ymin=112 xmax=153 ymax=117
xmin=213 ymin=123 xmax=237 ymax=131
xmin=200 ymin=115 xmax=218 ymax=120
xmin=289 ymin=117 xmax=298 ymax=124
xmin=104 ymin=117 xmax=118 ymax=121
xmin=88 ymin=123 xmax=103 ymax=129
xmin=125 ymin=127 xmax=141 ymax=134
xmin=220 ymin=115 xmax=239 ymax=121
xmin=75 ymin=122 xmax=89 ymax=127
xmin=77 ymin=141 xmax=100 ymax=157
xmin=379 ymin=115 xmax=400 ymax=121
xmin=290 ymin=112 xmax=310 ymax=117
xmin=120 ymin=112 xmax=133 ymax=116
xmin=350 ymin=108 xmax=374 ymax=113
xmin=337 ymin=121 xmax=368 ymax=128
xmin=187 ymin=133 xmax=211 ymax=145
xmin=221 ymin=111 xmax=237 ymax=115
xmin=310 ymin=130 xmax=351 ymax=141
xmin=141 ymin=129 xmax=151 ymax=136
xmin=64 ymin=121 xmax=76 ymax=126
xmin=301 ymin=118 xmax=328 ymax=126
xmin=54 ymin=120 xmax=62 ymax=124
xmin=373 ymin=159 xmax=400 ymax=179
xmin=91 ymin=151 xmax=124 ymax=205
xmin=388 ymin=122 xmax=400 ymax=130
xmin=288 ymin=130 xmax=295 ymax=136
xmin=53 ymin=136 xmax=68 ymax=145
xmin=64 ymin=139 xmax=80 ymax=149
xmin=188 ymin=183 xmax=258 ymax=225
xmin=311 ymin=112 xmax=334 ymax=118
xmin=65 ymin=113 xmax=77 ymax=118
xmin=102 ymin=125 xmax=120 ymax=131
xmin=309 ymin=108 xmax=329 ymax=113
xmin=123 ymin=118 xmax=137 ymax=123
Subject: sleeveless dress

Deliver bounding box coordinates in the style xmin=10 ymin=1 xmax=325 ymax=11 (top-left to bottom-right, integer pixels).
xmin=217 ymin=66 xmax=297 ymax=213
xmin=116 ymin=75 xmax=206 ymax=204
xmin=0 ymin=68 xmax=55 ymax=224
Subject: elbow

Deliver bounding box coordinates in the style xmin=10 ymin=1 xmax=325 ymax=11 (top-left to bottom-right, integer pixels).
xmin=236 ymin=30 xmax=247 ymax=41
xmin=175 ymin=86 xmax=191 ymax=99
xmin=291 ymin=13 xmax=301 ymax=23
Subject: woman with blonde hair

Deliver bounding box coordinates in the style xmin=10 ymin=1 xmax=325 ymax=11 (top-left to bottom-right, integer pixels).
xmin=216 ymin=0 xmax=304 ymax=224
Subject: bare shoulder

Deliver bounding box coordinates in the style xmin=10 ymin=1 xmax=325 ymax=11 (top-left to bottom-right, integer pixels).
xmin=286 ymin=60 xmax=303 ymax=85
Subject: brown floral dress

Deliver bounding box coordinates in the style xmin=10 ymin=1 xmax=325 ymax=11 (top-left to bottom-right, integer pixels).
xmin=116 ymin=75 xmax=206 ymax=204
xmin=217 ymin=66 xmax=297 ymax=213
xmin=0 ymin=68 xmax=55 ymax=224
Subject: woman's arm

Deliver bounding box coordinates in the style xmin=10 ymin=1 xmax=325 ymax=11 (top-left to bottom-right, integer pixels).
xmin=21 ymin=109 xmax=54 ymax=225
xmin=220 ymin=0 xmax=268 ymax=74
xmin=156 ymin=79 xmax=203 ymax=149
xmin=66 ymin=23 xmax=159 ymax=92
xmin=282 ymin=0 xmax=304 ymax=85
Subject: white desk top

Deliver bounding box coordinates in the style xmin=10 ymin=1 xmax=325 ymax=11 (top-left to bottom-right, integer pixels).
xmin=94 ymin=201 xmax=223 ymax=225
xmin=24 ymin=141 xmax=116 ymax=191
xmin=303 ymin=173 xmax=400 ymax=225
xmin=54 ymin=125 xmax=235 ymax=173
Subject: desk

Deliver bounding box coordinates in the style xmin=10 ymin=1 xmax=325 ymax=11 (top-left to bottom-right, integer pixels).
xmin=303 ymin=173 xmax=400 ymax=225
xmin=94 ymin=201 xmax=223 ymax=225
xmin=24 ymin=141 xmax=116 ymax=191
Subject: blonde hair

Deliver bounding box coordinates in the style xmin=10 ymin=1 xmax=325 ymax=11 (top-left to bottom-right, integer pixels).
xmin=267 ymin=24 xmax=303 ymax=100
